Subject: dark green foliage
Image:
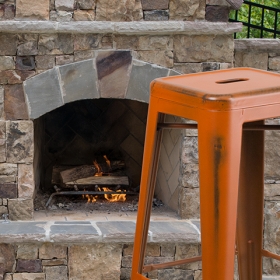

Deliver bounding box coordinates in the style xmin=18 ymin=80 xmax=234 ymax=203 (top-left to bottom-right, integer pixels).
xmin=229 ymin=0 xmax=280 ymax=38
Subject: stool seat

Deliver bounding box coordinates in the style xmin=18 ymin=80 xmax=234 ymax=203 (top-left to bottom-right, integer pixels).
xmin=152 ymin=68 xmax=280 ymax=109
xmin=131 ymin=68 xmax=280 ymax=280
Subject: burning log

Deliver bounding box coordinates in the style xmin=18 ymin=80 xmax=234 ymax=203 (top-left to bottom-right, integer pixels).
xmin=65 ymin=175 xmax=129 ymax=186
xmin=59 ymin=161 xmax=125 ymax=183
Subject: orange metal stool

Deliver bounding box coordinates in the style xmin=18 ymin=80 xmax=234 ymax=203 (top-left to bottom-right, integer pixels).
xmin=131 ymin=68 xmax=280 ymax=280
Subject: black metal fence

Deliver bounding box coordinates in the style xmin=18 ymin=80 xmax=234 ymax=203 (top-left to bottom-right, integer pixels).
xmin=229 ymin=0 xmax=280 ymax=38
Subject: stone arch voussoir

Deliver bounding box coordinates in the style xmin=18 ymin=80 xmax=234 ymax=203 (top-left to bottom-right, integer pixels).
xmin=23 ymin=50 xmax=178 ymax=120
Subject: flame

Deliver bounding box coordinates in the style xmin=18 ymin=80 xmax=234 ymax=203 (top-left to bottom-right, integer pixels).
xmin=103 ymin=155 xmax=111 ymax=169
xmin=103 ymin=187 xmax=126 ymax=202
xmin=86 ymin=194 xmax=97 ymax=203
xmin=82 ymin=187 xmax=126 ymax=203
xmin=82 ymin=189 xmax=97 ymax=203
xmin=93 ymin=160 xmax=102 ymax=177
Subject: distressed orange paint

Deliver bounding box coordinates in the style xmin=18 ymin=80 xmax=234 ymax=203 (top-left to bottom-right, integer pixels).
xmin=131 ymin=68 xmax=280 ymax=279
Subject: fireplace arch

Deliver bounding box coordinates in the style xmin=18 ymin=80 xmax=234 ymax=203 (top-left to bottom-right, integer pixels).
xmin=23 ymin=50 xmax=182 ymax=212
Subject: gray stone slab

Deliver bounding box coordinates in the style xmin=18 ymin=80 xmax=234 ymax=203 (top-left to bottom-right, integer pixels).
xmin=190 ymin=219 xmax=201 ymax=233
xmin=96 ymin=221 xmax=135 ymax=242
xmin=168 ymin=69 xmax=182 ymax=76
xmin=59 ymin=59 xmax=99 ymax=103
xmin=50 ymin=223 xmax=100 ymax=242
xmin=148 ymin=221 xmax=199 ymax=243
xmin=24 ymin=68 xmax=63 ymax=119
xmin=0 ymin=222 xmax=47 ymax=242
xmin=126 ymin=59 xmax=169 ymax=103
xmin=54 ymin=221 xmax=91 ymax=225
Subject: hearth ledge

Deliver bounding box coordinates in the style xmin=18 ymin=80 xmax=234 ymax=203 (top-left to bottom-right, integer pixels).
xmin=0 ymin=21 xmax=242 ymax=35
xmin=0 ymin=220 xmax=200 ymax=244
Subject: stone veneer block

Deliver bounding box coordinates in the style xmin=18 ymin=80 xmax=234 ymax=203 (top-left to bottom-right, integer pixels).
xmin=35 ymin=56 xmax=55 ymax=70
xmin=170 ymin=0 xmax=205 ymax=20
xmin=141 ymin=0 xmax=169 ymax=10
xmin=38 ymin=34 xmax=73 ymax=55
xmin=55 ymin=0 xmax=75 ymax=11
xmin=24 ymin=68 xmax=63 ymax=119
xmin=95 ymin=0 xmax=143 ymax=21
xmin=0 ymin=183 xmax=17 ymax=198
xmin=96 ymin=51 xmax=132 ymax=99
xmin=0 ymin=205 xmax=8 ymax=215
xmin=0 ymin=70 xmax=35 ymax=85
xmin=17 ymin=244 xmax=38 ymax=260
xmin=96 ymin=221 xmax=135 ymax=241
xmin=134 ymin=50 xmax=173 ymax=68
xmin=18 ymin=164 xmax=35 ymax=199
xmin=45 ymin=266 xmax=68 ymax=280
xmin=8 ymin=199 xmax=33 ymax=220
xmin=269 ymin=56 xmax=280 ymax=71
xmin=0 ymin=86 xmax=3 ymax=103
xmin=206 ymin=0 xmax=230 ymax=5
xmin=16 ymin=0 xmax=49 ymax=20
xmin=126 ymin=59 xmax=169 ymax=103
xmin=4 ymin=84 xmax=28 ymax=120
xmin=174 ymin=35 xmax=234 ymax=63
xmin=0 ymin=163 xmax=17 ymax=179
xmin=0 ymin=244 xmax=15 ymax=278
xmin=42 ymin=259 xmax=67 ymax=266
xmin=77 ymin=0 xmax=95 ymax=9
xmin=144 ymin=10 xmax=169 ymax=21
xmin=73 ymin=9 xmax=95 ymax=21
xmin=6 ymin=121 xmax=34 ymax=163
xmin=148 ymin=221 xmax=199 ymax=243
xmin=205 ymin=5 xmax=230 ymax=22
xmin=13 ymin=273 xmax=45 ymax=280
xmin=68 ymin=244 xmax=122 ymax=280
xmin=59 ymin=59 xmax=98 ymax=103
xmin=39 ymin=243 xmax=67 ymax=259
xmin=16 ymin=259 xmax=42 ymax=273
xmin=0 ymin=56 xmax=15 ymax=70
xmin=0 ymin=34 xmax=17 ymax=56
xmin=16 ymin=56 xmax=36 ymax=71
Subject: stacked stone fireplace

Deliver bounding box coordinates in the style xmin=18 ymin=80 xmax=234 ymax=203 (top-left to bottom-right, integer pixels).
xmin=0 ymin=0 xmax=242 ymax=221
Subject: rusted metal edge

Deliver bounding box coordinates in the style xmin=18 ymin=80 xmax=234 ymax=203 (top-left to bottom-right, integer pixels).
xmin=142 ymin=256 xmax=202 ymax=273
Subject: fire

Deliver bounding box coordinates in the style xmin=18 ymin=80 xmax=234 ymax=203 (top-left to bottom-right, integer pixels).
xmin=82 ymin=156 xmax=126 ymax=203
xmin=82 ymin=187 xmax=126 ymax=203
xmin=82 ymin=190 xmax=97 ymax=203
xmin=103 ymin=155 xmax=111 ymax=169
xmin=93 ymin=160 xmax=102 ymax=176
xmin=103 ymin=187 xmax=126 ymax=202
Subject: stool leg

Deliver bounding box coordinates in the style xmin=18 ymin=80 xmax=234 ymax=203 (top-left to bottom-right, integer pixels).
xmin=197 ymin=112 xmax=243 ymax=280
xmin=131 ymin=102 xmax=164 ymax=279
xmin=236 ymin=121 xmax=264 ymax=280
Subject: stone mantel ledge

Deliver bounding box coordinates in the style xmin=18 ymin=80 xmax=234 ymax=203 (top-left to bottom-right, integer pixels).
xmin=0 ymin=21 xmax=242 ymax=35
xmin=235 ymin=38 xmax=280 ymax=52
xmin=0 ymin=220 xmax=200 ymax=244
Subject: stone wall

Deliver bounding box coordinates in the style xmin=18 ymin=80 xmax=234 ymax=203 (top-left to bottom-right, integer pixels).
xmin=0 ymin=219 xmax=202 ymax=280
xmin=0 ymin=242 xmax=203 ymax=280
xmin=0 ymin=0 xmax=207 ymax=22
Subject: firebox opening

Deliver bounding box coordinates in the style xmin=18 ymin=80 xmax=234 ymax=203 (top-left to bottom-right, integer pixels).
xmin=33 ymin=98 xmax=151 ymax=211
